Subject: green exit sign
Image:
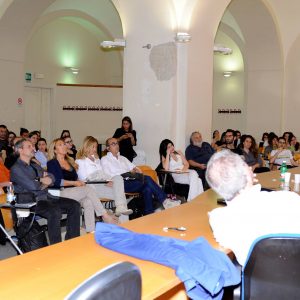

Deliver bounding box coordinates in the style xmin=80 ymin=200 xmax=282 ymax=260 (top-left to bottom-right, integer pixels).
xmin=25 ymin=72 xmax=32 ymax=82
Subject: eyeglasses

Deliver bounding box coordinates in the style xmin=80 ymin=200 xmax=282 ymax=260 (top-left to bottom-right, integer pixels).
xmin=65 ymin=140 xmax=73 ymax=144
xmin=108 ymin=142 xmax=118 ymax=147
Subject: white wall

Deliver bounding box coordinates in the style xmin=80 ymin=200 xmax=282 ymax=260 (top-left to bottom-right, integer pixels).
xmin=24 ymin=18 xmax=122 ymax=86
xmin=53 ymin=86 xmax=122 ymax=147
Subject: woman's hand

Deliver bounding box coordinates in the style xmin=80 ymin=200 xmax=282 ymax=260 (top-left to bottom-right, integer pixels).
xmin=74 ymin=180 xmax=86 ymax=187
xmin=106 ymin=181 xmax=113 ymax=187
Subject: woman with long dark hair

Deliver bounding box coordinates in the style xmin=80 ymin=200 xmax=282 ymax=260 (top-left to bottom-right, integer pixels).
xmin=159 ymin=139 xmax=203 ymax=201
xmin=240 ymin=135 xmax=269 ymax=173
xmin=113 ymin=116 xmax=137 ymax=162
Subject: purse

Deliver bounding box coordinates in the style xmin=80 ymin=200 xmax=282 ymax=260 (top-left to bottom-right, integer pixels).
xmin=16 ymin=192 xmax=37 ymax=204
xmin=121 ymin=172 xmax=144 ymax=183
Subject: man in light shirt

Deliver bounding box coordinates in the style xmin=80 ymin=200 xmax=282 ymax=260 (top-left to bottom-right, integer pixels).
xmin=206 ymin=150 xmax=300 ymax=266
xmin=101 ymin=138 xmax=180 ymax=215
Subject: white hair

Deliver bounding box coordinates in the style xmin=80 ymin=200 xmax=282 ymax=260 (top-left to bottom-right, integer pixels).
xmin=205 ymin=150 xmax=249 ymax=201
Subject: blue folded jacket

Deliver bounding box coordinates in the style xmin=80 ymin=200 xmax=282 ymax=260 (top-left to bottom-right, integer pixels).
xmin=95 ymin=223 xmax=240 ymax=300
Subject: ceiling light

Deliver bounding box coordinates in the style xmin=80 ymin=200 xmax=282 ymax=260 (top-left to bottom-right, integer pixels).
xmin=223 ymin=71 xmax=232 ymax=78
xmin=214 ymin=44 xmax=233 ymax=55
xmin=175 ymin=32 xmax=191 ymax=43
xmin=100 ymin=39 xmax=126 ymax=48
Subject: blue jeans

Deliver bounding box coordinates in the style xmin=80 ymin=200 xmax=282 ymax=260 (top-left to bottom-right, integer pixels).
xmin=124 ymin=175 xmax=167 ymax=214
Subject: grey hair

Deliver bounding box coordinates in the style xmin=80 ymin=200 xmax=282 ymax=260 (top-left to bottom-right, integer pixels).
xmin=205 ymin=150 xmax=249 ymax=201
xmin=14 ymin=138 xmax=29 ymax=154
xmin=190 ymin=131 xmax=201 ymax=144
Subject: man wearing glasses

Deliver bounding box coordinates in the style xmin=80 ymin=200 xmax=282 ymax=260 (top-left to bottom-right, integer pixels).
xmin=101 ymin=138 xmax=180 ymax=215
xmin=270 ymin=137 xmax=298 ymax=167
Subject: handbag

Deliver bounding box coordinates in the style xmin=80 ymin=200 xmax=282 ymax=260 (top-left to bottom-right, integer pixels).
xmin=121 ymin=172 xmax=144 ymax=183
xmin=16 ymin=192 xmax=37 ymax=204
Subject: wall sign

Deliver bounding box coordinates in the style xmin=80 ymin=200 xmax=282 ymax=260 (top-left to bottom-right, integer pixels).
xmin=62 ymin=105 xmax=123 ymax=111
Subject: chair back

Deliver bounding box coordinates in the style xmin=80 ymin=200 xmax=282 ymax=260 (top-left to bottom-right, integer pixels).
xmin=242 ymin=234 xmax=300 ymax=300
xmin=65 ymin=261 xmax=141 ymax=300
xmin=138 ymin=165 xmax=159 ymax=184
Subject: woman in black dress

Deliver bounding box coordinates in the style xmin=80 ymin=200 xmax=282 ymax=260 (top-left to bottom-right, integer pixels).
xmin=113 ymin=116 xmax=137 ymax=162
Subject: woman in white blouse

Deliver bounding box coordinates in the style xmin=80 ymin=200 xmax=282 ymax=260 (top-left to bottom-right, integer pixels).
xmin=159 ymin=139 xmax=204 ymax=201
xmin=76 ymin=136 xmax=132 ymax=217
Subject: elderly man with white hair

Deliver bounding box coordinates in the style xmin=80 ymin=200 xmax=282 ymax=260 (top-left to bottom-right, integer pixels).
xmin=206 ymin=150 xmax=300 ymax=266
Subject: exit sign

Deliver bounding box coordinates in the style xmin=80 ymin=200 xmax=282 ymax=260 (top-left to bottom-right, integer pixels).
xmin=25 ymin=72 xmax=32 ymax=82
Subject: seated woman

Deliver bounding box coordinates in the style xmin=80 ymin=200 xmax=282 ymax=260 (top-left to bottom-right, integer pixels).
xmin=63 ymin=136 xmax=77 ymax=160
xmin=47 ymin=138 xmax=118 ymax=233
xmin=159 ymin=139 xmax=203 ymax=201
xmin=35 ymin=138 xmax=48 ymax=169
xmin=76 ymin=136 xmax=132 ymax=217
xmin=288 ymin=135 xmax=300 ymax=155
xmin=258 ymin=132 xmax=269 ymax=154
xmin=113 ymin=116 xmax=137 ymax=162
xmin=6 ymin=131 xmax=16 ymax=157
xmin=240 ymin=135 xmax=269 ymax=173
xmin=264 ymin=133 xmax=278 ymax=159
xmin=270 ymin=137 xmax=299 ymax=169
xmin=211 ymin=130 xmax=222 ymax=150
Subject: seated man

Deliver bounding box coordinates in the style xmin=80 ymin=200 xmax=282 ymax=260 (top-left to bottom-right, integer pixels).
xmin=206 ymin=150 xmax=300 ymax=266
xmin=101 ymin=138 xmax=180 ymax=215
xmin=10 ymin=139 xmax=81 ymax=244
xmin=220 ymin=129 xmax=243 ymax=155
xmin=269 ymin=136 xmax=298 ymax=168
xmin=185 ymin=131 xmax=215 ymax=187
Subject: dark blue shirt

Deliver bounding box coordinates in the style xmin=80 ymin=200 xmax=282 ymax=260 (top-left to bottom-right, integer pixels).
xmin=185 ymin=142 xmax=215 ymax=164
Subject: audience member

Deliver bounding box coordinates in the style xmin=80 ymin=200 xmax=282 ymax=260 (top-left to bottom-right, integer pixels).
xmin=259 ymin=132 xmax=269 ymax=149
xmin=206 ymin=150 xmax=300 ymax=266
xmin=283 ymin=131 xmax=293 ymax=147
xmin=220 ymin=129 xmax=242 ymax=155
xmin=185 ymin=132 xmax=215 ymax=187
xmin=269 ymin=137 xmax=298 ymax=168
xmin=0 ymin=125 xmax=8 ymax=159
xmin=63 ymin=136 xmax=77 ymax=160
xmin=47 ymin=138 xmax=118 ymax=232
xmin=160 ymin=139 xmax=203 ymax=201
xmin=234 ymin=130 xmax=241 ymax=148
xmin=264 ymin=133 xmax=278 ymax=159
xmin=4 ymin=136 xmax=21 ymax=169
xmin=240 ymin=135 xmax=269 ymax=173
xmin=10 ymin=138 xmax=81 ymax=244
xmin=29 ymin=131 xmax=39 ymax=150
xmin=20 ymin=127 xmax=29 ymax=138
xmin=102 ymin=137 xmax=180 ymax=214
xmin=6 ymin=131 xmax=16 ymax=157
xmin=35 ymin=138 xmax=48 ymax=169
xmin=76 ymin=136 xmax=132 ymax=216
xmin=288 ymin=135 xmax=299 ymax=155
xmin=113 ymin=116 xmax=137 ymax=162
xmin=211 ymin=130 xmax=222 ymax=150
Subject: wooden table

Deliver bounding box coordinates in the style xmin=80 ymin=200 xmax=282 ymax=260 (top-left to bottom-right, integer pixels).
xmin=256 ymin=166 xmax=300 ymax=191
xmin=0 ymin=189 xmax=227 ymax=300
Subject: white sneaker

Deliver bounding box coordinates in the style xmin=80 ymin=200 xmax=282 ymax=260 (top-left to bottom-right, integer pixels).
xmin=115 ymin=208 xmax=133 ymax=217
xmin=163 ymin=198 xmax=181 ymax=209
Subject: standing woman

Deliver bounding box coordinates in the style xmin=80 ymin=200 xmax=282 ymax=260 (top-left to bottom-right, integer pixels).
xmin=47 ymin=138 xmax=118 ymax=233
xmin=159 ymin=139 xmax=203 ymax=201
xmin=113 ymin=116 xmax=137 ymax=162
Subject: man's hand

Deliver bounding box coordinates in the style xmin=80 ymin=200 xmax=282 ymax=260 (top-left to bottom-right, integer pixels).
xmin=40 ymin=176 xmax=52 ymax=186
